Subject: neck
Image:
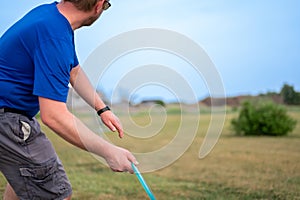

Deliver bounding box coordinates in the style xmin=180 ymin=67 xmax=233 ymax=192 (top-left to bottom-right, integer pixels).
xmin=56 ymin=1 xmax=92 ymax=30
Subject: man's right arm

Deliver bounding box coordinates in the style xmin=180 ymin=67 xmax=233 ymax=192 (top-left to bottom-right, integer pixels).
xmin=38 ymin=96 xmax=137 ymax=173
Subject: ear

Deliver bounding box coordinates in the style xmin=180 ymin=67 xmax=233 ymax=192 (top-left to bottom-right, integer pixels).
xmin=95 ymin=0 xmax=104 ymax=13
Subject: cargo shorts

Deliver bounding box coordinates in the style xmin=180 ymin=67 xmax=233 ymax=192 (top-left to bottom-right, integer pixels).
xmin=0 ymin=110 xmax=72 ymax=200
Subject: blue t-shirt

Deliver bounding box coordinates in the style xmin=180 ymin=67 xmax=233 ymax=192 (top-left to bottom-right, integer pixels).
xmin=0 ymin=2 xmax=79 ymax=118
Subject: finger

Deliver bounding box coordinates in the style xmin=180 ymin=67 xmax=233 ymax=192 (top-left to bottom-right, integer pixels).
xmin=111 ymin=164 xmax=131 ymax=173
xmin=122 ymin=160 xmax=134 ymax=174
xmin=105 ymin=120 xmax=124 ymax=138
xmin=106 ymin=121 xmax=116 ymax=132
xmin=112 ymin=119 xmax=124 ymax=138
xmin=112 ymin=168 xmax=123 ymax=173
xmin=127 ymin=153 xmax=139 ymax=174
xmin=130 ymin=157 xmax=139 ymax=166
xmin=116 ymin=126 xmax=124 ymax=138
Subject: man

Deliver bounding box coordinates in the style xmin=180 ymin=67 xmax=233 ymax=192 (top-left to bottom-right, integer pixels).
xmin=0 ymin=0 xmax=138 ymax=199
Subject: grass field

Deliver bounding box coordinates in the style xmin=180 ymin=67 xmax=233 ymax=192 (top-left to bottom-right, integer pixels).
xmin=1 ymin=105 xmax=300 ymax=199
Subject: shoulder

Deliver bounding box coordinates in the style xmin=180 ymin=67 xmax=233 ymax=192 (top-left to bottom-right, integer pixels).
xmin=25 ymin=2 xmax=72 ymax=38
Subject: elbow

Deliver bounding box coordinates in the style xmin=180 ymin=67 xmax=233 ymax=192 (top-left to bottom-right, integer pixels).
xmin=40 ymin=111 xmax=58 ymax=129
xmin=38 ymin=97 xmax=70 ymax=130
xmin=40 ymin=112 xmax=51 ymax=127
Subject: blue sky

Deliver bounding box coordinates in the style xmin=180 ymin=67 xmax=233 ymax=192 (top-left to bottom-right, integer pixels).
xmin=1 ymin=0 xmax=300 ymax=102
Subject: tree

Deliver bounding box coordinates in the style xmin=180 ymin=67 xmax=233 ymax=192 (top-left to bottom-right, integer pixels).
xmin=280 ymin=84 xmax=300 ymax=105
xmin=231 ymin=100 xmax=297 ymax=136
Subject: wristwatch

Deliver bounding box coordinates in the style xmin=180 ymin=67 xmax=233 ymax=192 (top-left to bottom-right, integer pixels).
xmin=97 ymin=106 xmax=111 ymax=116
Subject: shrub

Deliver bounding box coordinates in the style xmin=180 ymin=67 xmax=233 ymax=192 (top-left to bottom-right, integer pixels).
xmin=231 ymin=100 xmax=297 ymax=136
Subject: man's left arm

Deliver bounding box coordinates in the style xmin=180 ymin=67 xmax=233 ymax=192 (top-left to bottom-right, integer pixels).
xmin=69 ymin=65 xmax=124 ymax=138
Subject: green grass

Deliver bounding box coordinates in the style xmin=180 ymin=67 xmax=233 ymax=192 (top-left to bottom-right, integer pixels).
xmin=1 ymin=105 xmax=300 ymax=199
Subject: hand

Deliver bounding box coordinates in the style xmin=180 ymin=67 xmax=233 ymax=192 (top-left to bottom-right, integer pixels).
xmin=104 ymin=144 xmax=138 ymax=174
xmin=100 ymin=111 xmax=124 ymax=138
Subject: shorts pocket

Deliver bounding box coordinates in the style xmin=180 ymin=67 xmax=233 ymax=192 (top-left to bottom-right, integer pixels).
xmin=19 ymin=158 xmax=69 ymax=199
xmin=0 ymin=114 xmax=23 ymax=143
xmin=19 ymin=116 xmax=41 ymax=143
xmin=20 ymin=121 xmax=31 ymax=141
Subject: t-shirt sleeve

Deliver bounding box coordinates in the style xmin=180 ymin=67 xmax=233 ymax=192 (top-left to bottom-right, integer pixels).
xmin=33 ymin=39 xmax=78 ymax=102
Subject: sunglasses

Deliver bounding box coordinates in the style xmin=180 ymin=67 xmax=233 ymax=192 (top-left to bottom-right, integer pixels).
xmin=103 ymin=0 xmax=111 ymax=10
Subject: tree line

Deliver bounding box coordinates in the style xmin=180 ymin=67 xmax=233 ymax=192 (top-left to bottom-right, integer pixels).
xmin=280 ymin=83 xmax=300 ymax=105
xmin=259 ymin=83 xmax=300 ymax=105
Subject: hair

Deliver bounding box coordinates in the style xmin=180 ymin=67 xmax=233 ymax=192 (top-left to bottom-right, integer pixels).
xmin=64 ymin=0 xmax=100 ymax=11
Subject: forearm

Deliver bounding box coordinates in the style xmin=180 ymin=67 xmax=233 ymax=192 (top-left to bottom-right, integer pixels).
xmin=39 ymin=97 xmax=136 ymax=172
xmin=70 ymin=65 xmax=106 ymax=111
xmin=39 ymin=97 xmax=111 ymax=157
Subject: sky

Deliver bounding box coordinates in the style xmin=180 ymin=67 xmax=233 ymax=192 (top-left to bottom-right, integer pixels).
xmin=1 ymin=0 xmax=300 ymax=103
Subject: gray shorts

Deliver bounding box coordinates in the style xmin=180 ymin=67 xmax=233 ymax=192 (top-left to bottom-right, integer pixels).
xmin=0 ymin=111 xmax=72 ymax=200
